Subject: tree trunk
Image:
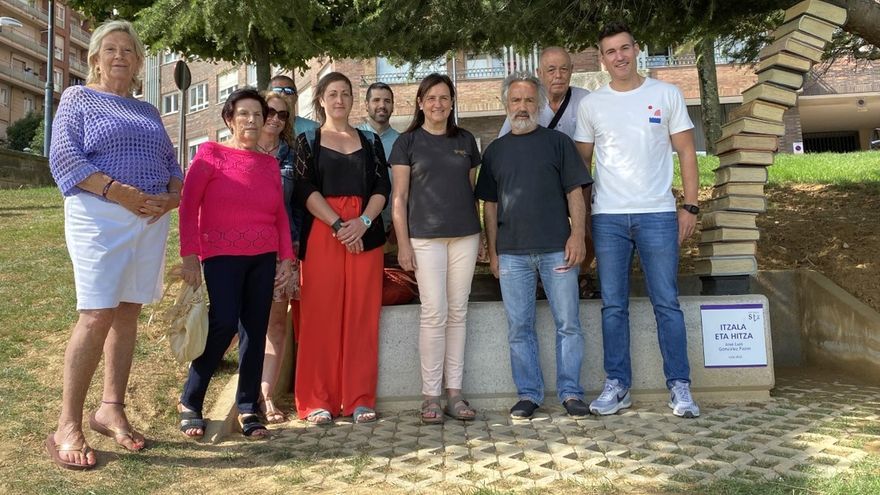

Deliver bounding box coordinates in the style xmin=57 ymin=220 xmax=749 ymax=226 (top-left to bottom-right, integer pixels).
xmin=826 ymin=0 xmax=880 ymax=47
xmin=249 ymin=30 xmax=272 ymax=90
xmin=695 ymin=36 xmax=722 ymax=155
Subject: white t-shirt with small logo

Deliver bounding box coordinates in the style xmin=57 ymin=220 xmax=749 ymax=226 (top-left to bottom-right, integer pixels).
xmin=573 ymin=77 xmax=693 ymax=215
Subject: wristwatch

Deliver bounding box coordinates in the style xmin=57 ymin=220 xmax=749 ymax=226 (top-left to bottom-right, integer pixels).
xmin=681 ymin=204 xmax=700 ymax=215
xmin=360 ymin=214 xmax=372 ymax=227
xmin=331 ymin=218 xmax=343 ymax=232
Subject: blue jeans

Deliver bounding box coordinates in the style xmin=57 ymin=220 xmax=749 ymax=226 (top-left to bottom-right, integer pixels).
xmin=592 ymin=212 xmax=691 ymax=389
xmin=499 ymin=251 xmax=584 ymax=405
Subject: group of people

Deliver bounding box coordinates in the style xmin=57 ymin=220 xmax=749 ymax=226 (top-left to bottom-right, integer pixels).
xmin=46 ymin=19 xmax=701 ymax=471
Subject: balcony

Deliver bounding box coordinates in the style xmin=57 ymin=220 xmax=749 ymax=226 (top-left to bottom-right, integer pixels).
xmin=462 ymin=66 xmax=507 ymax=79
xmin=68 ymin=55 xmax=87 ymax=76
xmin=0 ymin=29 xmax=48 ymax=61
xmin=70 ymin=24 xmax=90 ymax=47
xmin=637 ymin=51 xmax=737 ymax=70
xmin=6 ymin=0 xmax=49 ymax=24
xmin=0 ymin=62 xmax=44 ymax=92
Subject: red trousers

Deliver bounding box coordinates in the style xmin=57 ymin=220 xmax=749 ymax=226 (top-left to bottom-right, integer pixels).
xmin=295 ymin=196 xmax=383 ymax=418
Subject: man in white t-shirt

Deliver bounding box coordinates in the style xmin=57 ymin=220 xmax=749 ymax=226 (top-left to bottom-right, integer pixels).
xmin=573 ymin=22 xmax=701 ymax=418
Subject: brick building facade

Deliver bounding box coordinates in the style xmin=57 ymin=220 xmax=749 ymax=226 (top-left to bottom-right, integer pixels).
xmin=0 ymin=0 xmax=90 ymax=140
xmin=147 ymin=46 xmax=878 ymax=159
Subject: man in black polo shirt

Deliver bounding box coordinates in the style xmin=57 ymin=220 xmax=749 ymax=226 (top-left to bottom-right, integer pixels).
xmin=475 ymin=72 xmax=593 ymax=419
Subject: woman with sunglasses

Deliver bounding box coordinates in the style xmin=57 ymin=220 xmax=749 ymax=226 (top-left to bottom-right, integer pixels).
xmin=255 ymin=91 xmax=299 ymax=424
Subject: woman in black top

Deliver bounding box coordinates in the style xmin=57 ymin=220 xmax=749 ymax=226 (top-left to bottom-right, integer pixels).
xmin=293 ymin=72 xmax=390 ymax=424
xmin=389 ymin=74 xmax=482 ymax=424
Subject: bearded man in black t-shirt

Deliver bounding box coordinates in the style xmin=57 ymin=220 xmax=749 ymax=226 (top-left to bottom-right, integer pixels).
xmin=475 ymin=72 xmax=593 ymax=420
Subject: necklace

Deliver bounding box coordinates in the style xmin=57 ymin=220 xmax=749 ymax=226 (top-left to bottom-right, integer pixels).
xmin=257 ymin=142 xmax=280 ymax=155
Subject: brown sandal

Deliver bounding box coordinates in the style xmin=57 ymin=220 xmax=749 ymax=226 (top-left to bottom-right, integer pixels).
xmin=421 ymin=397 xmax=443 ymax=424
xmin=89 ymin=412 xmax=146 ymax=451
xmin=261 ymin=397 xmax=286 ymax=424
xmin=45 ymin=433 xmax=96 ymax=471
xmin=445 ymin=395 xmax=476 ymax=421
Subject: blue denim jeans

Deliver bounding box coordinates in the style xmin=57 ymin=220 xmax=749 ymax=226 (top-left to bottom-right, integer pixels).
xmin=499 ymin=251 xmax=584 ymax=405
xmin=592 ymin=212 xmax=691 ymax=389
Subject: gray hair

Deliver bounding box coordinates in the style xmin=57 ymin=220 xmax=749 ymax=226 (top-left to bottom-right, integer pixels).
xmin=500 ymin=71 xmax=547 ymax=109
xmin=87 ymin=19 xmax=146 ymax=90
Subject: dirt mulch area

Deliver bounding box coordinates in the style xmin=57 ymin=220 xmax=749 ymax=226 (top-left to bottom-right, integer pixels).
xmin=680 ymin=183 xmax=880 ymax=313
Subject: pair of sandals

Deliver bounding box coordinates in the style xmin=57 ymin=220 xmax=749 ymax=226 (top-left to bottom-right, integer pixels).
xmin=179 ymin=404 xmax=271 ymax=439
xmin=47 ymin=401 xmax=145 ymax=471
xmin=305 ymin=406 xmax=377 ymax=425
xmin=421 ymin=395 xmax=476 ymax=424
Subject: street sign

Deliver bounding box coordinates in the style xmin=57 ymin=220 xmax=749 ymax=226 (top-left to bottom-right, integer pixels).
xmin=174 ymin=60 xmax=191 ymax=91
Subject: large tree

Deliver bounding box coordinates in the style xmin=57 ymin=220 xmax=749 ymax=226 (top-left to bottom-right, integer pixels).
xmin=68 ymin=0 xmax=375 ymax=89
xmin=71 ymin=0 xmax=878 ymax=138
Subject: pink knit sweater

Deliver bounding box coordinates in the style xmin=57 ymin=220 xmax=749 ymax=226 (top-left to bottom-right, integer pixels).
xmin=179 ymin=141 xmax=294 ymax=261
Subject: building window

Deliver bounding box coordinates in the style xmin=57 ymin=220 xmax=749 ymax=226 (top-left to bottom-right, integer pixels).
xmin=217 ymin=128 xmax=232 ymax=143
xmin=0 ymin=87 xmax=8 ymax=106
xmin=162 ymin=92 xmax=179 ymax=115
xmin=162 ymin=51 xmax=178 ymax=65
xmin=55 ymin=4 xmax=66 ymax=28
xmin=465 ymin=53 xmax=505 ymax=79
xmin=376 ymin=57 xmax=446 ymax=83
xmin=247 ymin=64 xmax=257 ymax=87
xmin=53 ymin=69 xmax=64 ymax=91
xmin=217 ymin=71 xmax=238 ymax=103
xmin=70 ymin=75 xmax=84 ymax=86
xmin=187 ymin=136 xmax=209 ymax=161
xmin=54 ymin=35 xmax=65 ymax=61
xmin=23 ymin=96 xmax=35 ymax=114
xmin=188 ymin=83 xmax=208 ymax=112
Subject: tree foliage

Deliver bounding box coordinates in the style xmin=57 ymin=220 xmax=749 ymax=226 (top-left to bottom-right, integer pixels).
xmin=5 ymin=113 xmax=42 ymax=152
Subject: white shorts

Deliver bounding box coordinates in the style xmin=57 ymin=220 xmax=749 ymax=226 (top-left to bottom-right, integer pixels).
xmin=64 ymin=194 xmax=170 ymax=310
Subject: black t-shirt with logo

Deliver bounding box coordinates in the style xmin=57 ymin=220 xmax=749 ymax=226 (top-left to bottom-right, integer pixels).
xmin=389 ymin=127 xmax=482 ymax=239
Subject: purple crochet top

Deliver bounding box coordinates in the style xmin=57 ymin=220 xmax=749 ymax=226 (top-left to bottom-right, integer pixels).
xmin=49 ymin=85 xmax=183 ymax=197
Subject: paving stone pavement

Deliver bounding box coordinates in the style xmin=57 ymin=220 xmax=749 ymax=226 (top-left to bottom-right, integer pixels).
xmin=246 ymin=373 xmax=880 ymax=493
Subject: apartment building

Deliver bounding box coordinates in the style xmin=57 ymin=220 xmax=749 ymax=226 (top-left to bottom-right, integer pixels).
xmin=151 ymin=44 xmax=878 ymax=157
xmin=0 ymin=0 xmax=90 ymax=140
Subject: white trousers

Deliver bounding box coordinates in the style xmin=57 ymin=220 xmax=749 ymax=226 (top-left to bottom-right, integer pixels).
xmin=411 ymin=234 xmax=479 ymax=396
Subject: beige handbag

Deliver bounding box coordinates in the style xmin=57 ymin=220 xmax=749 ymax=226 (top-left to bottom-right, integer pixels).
xmin=162 ymin=269 xmax=209 ymax=363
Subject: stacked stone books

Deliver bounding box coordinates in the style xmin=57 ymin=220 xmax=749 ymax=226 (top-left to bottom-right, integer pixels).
xmin=696 ymin=0 xmax=846 ymax=277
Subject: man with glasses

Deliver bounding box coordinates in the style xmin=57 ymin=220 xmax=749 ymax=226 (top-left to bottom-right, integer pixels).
xmin=270 ymin=75 xmax=318 ymax=136
xmin=499 ymin=47 xmax=589 ymax=140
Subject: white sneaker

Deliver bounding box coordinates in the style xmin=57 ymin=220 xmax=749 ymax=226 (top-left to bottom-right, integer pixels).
xmin=589 ymin=378 xmax=632 ymax=415
xmin=668 ymin=380 xmax=700 ymax=418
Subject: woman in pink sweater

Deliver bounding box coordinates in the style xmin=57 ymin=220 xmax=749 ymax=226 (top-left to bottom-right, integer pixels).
xmin=177 ymin=88 xmax=294 ymax=439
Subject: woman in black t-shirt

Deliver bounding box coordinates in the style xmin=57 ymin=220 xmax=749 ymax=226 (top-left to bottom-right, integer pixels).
xmin=293 ymin=72 xmax=390 ymax=425
xmin=389 ymin=73 xmax=482 ymax=424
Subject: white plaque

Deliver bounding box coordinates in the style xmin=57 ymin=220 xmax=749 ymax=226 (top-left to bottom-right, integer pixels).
xmin=700 ymin=303 xmax=767 ymax=368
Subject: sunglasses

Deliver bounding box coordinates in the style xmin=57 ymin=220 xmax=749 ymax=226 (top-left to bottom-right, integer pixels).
xmin=272 ymin=86 xmax=297 ymax=96
xmin=266 ymin=108 xmax=290 ymax=120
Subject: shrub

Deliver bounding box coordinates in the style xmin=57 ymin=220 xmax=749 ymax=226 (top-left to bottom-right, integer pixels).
xmin=5 ymin=112 xmax=42 ymax=151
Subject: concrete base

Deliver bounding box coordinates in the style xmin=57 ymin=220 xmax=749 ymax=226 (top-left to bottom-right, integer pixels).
xmin=376 ymin=295 xmax=774 ymax=412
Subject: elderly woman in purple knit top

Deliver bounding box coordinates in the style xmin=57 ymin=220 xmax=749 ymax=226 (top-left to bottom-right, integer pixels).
xmin=46 ymin=20 xmax=182 ymax=470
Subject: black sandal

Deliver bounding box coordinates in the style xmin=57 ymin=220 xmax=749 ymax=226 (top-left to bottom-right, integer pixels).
xmin=178 ymin=408 xmax=205 ymax=438
xmin=239 ymin=413 xmax=269 ymax=438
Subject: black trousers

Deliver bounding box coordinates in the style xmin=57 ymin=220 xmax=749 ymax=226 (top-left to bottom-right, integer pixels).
xmin=180 ymin=252 xmax=276 ymax=414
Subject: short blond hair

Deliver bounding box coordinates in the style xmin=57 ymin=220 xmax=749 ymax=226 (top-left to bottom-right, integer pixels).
xmin=86 ymin=20 xmax=146 ymax=90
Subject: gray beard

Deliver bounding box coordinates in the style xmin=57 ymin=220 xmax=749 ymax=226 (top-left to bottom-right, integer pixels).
xmin=509 ymin=115 xmax=538 ymax=133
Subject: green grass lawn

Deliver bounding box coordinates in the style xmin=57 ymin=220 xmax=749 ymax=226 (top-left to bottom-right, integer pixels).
xmin=672 ymin=150 xmax=880 ymax=188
